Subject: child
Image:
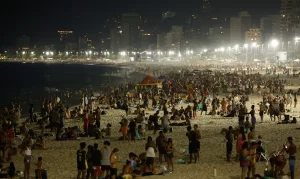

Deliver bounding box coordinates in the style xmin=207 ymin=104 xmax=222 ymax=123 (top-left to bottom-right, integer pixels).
xmin=138 ymin=125 xmax=145 ymax=137
xmin=245 ymin=116 xmax=250 ymax=133
xmin=35 ymin=157 xmax=43 ymax=179
xmin=104 ymin=123 xmax=112 ymax=138
xmin=120 ymin=123 xmax=129 ymax=140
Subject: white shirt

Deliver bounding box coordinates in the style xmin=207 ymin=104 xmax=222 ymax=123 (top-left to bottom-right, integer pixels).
xmin=146 ymin=147 xmax=155 ymax=158
xmin=161 ymin=114 xmax=169 ymax=127
xmin=25 ymin=147 xmax=31 ymax=156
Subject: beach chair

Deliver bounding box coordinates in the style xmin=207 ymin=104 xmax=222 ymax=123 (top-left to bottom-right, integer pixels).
xmin=135 ymin=129 xmax=145 ymax=140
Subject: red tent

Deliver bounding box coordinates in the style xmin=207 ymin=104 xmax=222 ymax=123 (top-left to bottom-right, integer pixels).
xmin=140 ymin=75 xmax=156 ymax=84
xmin=137 ymin=75 xmax=162 ymax=87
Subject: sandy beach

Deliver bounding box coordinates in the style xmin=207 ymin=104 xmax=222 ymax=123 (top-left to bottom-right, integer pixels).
xmin=8 ymin=92 xmax=300 ymax=179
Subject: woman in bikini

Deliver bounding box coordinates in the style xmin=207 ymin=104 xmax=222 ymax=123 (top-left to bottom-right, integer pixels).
xmin=240 ymin=142 xmax=250 ymax=179
xmin=166 ymin=138 xmax=174 ymax=172
xmin=236 ymin=127 xmax=247 ymax=161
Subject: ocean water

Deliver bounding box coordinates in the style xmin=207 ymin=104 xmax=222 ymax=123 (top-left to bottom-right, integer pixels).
xmin=0 ymin=62 xmax=138 ymax=110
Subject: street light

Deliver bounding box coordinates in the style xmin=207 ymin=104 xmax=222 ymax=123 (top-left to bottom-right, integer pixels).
xmin=271 ymin=39 xmax=279 ymax=48
xmin=244 ymin=44 xmax=249 ymax=62
xmin=271 ymin=39 xmax=279 ymax=66
xmin=120 ymin=51 xmax=126 ymax=57
xmin=234 ymin=45 xmax=239 ymax=52
xmin=168 ymin=51 xmax=174 ymax=56
xmin=251 ymin=43 xmax=257 ymax=60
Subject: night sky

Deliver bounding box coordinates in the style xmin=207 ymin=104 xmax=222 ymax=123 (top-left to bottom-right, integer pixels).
xmin=1 ymin=0 xmax=279 ymax=47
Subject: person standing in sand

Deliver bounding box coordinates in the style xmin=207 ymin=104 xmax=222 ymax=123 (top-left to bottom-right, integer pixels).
xmin=285 ymin=137 xmax=297 ymax=179
xmin=294 ymin=93 xmax=297 ymax=108
xmin=76 ymin=142 xmax=87 ymax=179
xmin=258 ymin=102 xmax=266 ymax=123
xmin=247 ymin=142 xmax=257 ymax=178
xmin=225 ymin=126 xmax=234 ymax=162
xmin=101 ymin=141 xmax=111 ymax=179
xmin=35 ymin=157 xmax=43 ymax=179
xmin=161 ymin=110 xmax=170 ymax=131
xmin=221 ymin=98 xmax=227 ymax=114
xmin=193 ymin=124 xmax=201 ymax=162
xmin=92 ymin=143 xmax=102 ymax=179
xmin=20 ymin=141 xmax=32 ymax=179
xmin=166 ymin=138 xmax=174 ymax=172
xmin=236 ymin=128 xmax=247 ymax=161
xmin=156 ymin=131 xmax=167 ymax=164
xmin=145 ymin=136 xmax=156 ymax=165
xmin=248 ymin=127 xmax=256 ymax=143
xmin=95 ymin=107 xmax=101 ymax=129
xmin=110 ymin=148 xmax=120 ymax=179
xmin=128 ymin=119 xmax=136 ymax=142
xmin=249 ymin=105 xmax=256 ymax=128
xmin=240 ymin=142 xmax=250 ymax=179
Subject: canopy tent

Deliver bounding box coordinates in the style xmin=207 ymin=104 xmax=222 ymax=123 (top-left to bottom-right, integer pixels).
xmin=137 ymin=75 xmax=162 ymax=88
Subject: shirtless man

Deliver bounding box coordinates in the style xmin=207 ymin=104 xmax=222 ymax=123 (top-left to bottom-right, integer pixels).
xmin=248 ymin=127 xmax=256 ymax=143
xmin=156 ymin=131 xmax=167 ymax=164
xmin=110 ymin=148 xmax=120 ymax=179
xmin=286 ymin=137 xmax=297 ymax=179
xmin=122 ymin=160 xmax=133 ymax=175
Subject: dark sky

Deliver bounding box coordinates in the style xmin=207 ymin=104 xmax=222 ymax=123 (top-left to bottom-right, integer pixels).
xmin=0 ymin=0 xmax=279 ymax=47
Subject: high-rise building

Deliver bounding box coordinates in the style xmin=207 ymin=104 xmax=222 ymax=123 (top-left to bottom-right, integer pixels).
xmin=230 ymin=11 xmax=252 ymax=45
xmin=280 ymin=0 xmax=300 ymax=41
xmin=209 ymin=26 xmax=229 ymax=46
xmin=245 ymin=29 xmax=262 ymax=44
xmin=165 ymin=26 xmax=184 ymax=51
xmin=58 ymin=31 xmax=74 ymax=42
xmin=157 ymin=33 xmax=167 ymax=51
xmin=230 ymin=17 xmax=241 ymax=45
xmin=140 ymin=31 xmax=156 ymax=51
xmin=240 ymin=11 xmax=252 ymax=42
xmin=185 ymin=14 xmax=202 ymax=49
xmin=57 ymin=31 xmax=76 ymax=51
xmin=260 ymin=15 xmax=280 ymax=43
xmin=110 ymin=28 xmax=121 ymax=54
xmin=121 ymin=13 xmax=142 ymax=52
xmin=78 ymin=36 xmax=87 ymax=51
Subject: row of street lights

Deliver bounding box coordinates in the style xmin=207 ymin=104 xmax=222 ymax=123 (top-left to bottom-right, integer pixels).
xmin=214 ymin=39 xmax=280 ymax=62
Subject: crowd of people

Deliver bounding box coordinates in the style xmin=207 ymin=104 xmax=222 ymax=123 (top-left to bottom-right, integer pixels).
xmin=0 ymin=65 xmax=298 ymax=179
